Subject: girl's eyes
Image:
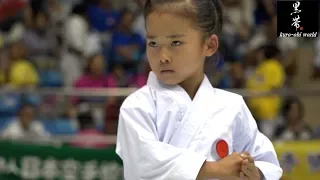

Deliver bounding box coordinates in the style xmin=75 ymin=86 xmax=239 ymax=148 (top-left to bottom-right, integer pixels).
xmin=148 ymin=41 xmax=158 ymax=47
xmin=148 ymin=41 xmax=183 ymax=47
xmin=171 ymin=41 xmax=182 ymax=46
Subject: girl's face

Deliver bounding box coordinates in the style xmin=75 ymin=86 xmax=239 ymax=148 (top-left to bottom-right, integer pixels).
xmin=146 ymin=11 xmax=217 ymax=85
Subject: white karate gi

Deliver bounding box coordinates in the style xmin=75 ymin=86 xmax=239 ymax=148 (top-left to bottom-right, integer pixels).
xmin=116 ymin=72 xmax=282 ymax=180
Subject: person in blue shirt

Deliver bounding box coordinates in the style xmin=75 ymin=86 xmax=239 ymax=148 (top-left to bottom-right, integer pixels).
xmin=87 ymin=0 xmax=120 ymax=32
xmin=110 ymin=8 xmax=145 ymax=75
xmin=254 ymin=0 xmax=277 ymax=26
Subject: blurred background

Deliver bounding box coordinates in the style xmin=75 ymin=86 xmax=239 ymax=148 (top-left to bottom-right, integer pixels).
xmin=0 ymin=0 xmax=319 ymax=179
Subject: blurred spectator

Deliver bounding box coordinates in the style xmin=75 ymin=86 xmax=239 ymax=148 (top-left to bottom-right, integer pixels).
xmin=108 ymin=64 xmax=130 ymax=87
xmin=75 ymin=53 xmax=115 ymax=87
xmin=132 ymin=0 xmax=146 ymax=38
xmin=217 ymin=62 xmax=245 ymax=89
xmin=87 ymin=0 xmax=120 ymax=33
xmin=244 ymin=42 xmax=267 ymax=81
xmin=23 ymin=10 xmax=57 ymax=61
xmin=73 ymin=54 xmax=115 ymax=104
xmin=314 ymin=126 xmax=320 ymax=139
xmin=0 ymin=40 xmax=39 ymax=88
xmin=246 ymin=44 xmax=285 ymax=138
xmin=110 ymin=8 xmax=144 ymax=74
xmin=1 ymin=103 xmax=49 ymax=139
xmin=254 ymin=0 xmax=276 ymax=26
xmin=221 ymin=0 xmax=254 ymax=60
xmin=0 ymin=0 xmax=26 ymax=21
xmin=63 ymin=103 xmax=78 ymax=121
xmin=248 ymin=15 xmax=298 ymax=86
xmin=230 ymin=62 xmax=245 ymax=89
xmin=47 ymin=0 xmax=68 ymax=26
xmin=22 ymin=3 xmax=33 ymax=28
xmin=104 ymin=101 xmax=119 ymax=135
xmin=0 ymin=33 xmax=3 ymax=47
xmin=29 ymin=0 xmax=46 ymax=15
xmin=0 ymin=49 xmax=7 ymax=86
xmin=47 ymin=0 xmax=70 ymax=53
xmin=128 ymin=60 xmax=149 ymax=88
xmin=86 ymin=31 xmax=103 ymax=57
xmin=273 ymin=97 xmax=313 ymax=141
xmin=312 ymin=37 xmax=320 ymax=78
xmin=61 ymin=2 xmax=89 ymax=86
xmin=71 ymin=103 xmax=109 ymax=148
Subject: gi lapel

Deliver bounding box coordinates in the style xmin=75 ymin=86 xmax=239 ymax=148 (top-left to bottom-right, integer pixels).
xmin=146 ymin=72 xmax=222 ymax=149
xmin=168 ymin=76 xmax=220 ymax=149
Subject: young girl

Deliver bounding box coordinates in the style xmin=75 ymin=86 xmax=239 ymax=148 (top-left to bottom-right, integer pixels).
xmin=116 ymin=0 xmax=282 ymax=179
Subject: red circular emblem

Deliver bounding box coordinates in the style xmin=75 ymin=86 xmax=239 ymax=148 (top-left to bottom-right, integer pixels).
xmin=216 ymin=140 xmax=229 ymax=158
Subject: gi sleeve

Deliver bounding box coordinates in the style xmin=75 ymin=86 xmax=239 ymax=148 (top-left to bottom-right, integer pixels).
xmin=116 ymin=93 xmax=206 ymax=180
xmin=233 ymin=97 xmax=283 ymax=180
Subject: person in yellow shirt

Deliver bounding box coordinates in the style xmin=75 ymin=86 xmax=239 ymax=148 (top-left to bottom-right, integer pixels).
xmin=246 ymin=44 xmax=285 ymax=138
xmin=0 ymin=41 xmax=39 ymax=88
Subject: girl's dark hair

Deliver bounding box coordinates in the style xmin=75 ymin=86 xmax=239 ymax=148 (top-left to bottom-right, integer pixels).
xmin=282 ymin=96 xmax=304 ymax=120
xmin=143 ymin=0 xmax=223 ymax=38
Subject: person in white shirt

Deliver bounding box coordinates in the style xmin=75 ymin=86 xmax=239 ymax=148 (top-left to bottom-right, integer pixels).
xmin=116 ymin=0 xmax=282 ymax=180
xmin=2 ymin=103 xmax=49 ymax=139
xmin=132 ymin=0 xmax=146 ymax=38
xmin=60 ymin=3 xmax=89 ymax=87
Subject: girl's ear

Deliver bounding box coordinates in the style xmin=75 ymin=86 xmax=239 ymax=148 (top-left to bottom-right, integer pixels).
xmin=205 ymin=34 xmax=219 ymax=57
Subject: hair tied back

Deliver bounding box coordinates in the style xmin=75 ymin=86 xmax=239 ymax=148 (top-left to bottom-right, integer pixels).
xmin=211 ymin=0 xmax=223 ymax=34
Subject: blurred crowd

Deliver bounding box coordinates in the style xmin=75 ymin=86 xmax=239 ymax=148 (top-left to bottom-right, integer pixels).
xmin=0 ymin=0 xmax=319 ymax=148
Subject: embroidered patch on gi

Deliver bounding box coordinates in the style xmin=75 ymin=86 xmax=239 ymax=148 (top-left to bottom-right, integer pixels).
xmin=216 ymin=140 xmax=229 ymax=158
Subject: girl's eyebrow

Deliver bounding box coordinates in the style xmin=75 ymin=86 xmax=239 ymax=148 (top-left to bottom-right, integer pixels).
xmin=146 ymin=34 xmax=186 ymax=39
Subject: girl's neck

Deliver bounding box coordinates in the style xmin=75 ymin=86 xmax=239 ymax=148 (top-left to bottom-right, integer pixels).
xmin=179 ymin=71 xmax=204 ymax=100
